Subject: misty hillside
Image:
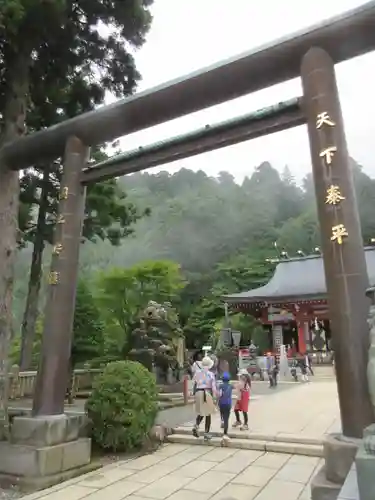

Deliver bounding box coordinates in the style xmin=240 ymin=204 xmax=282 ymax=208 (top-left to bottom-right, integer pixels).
xmin=13 ymin=159 xmax=375 ymax=328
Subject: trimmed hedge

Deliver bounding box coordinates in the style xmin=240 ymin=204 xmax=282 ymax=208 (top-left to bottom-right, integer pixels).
xmin=86 ymin=360 xmax=158 ymax=451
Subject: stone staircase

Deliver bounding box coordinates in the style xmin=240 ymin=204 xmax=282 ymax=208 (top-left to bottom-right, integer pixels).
xmin=158 ymin=393 xmax=194 ymax=409
xmin=312 ymin=365 xmax=335 ymax=380
xmin=168 ymin=425 xmax=324 ymax=457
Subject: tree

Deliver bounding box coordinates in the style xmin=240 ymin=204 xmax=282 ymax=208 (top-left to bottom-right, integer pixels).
xmin=19 ymin=153 xmax=147 ymax=370
xmin=10 ymin=280 xmax=105 ymax=370
xmin=96 ymin=260 xmax=184 ymax=356
xmin=184 ymin=253 xmax=276 ymax=348
xmin=0 ymin=0 xmax=153 ymax=432
xmin=0 ymin=0 xmax=152 ymax=372
xmin=277 ymin=209 xmax=320 ymax=254
xmin=71 ymin=281 xmax=105 ymax=368
xmin=12 ymin=158 xmax=375 ymax=363
xmin=184 ymin=289 xmax=225 ymax=349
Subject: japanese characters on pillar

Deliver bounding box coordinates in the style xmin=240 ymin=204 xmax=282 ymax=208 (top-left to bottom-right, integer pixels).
xmin=316 ymin=111 xmax=348 ymax=245
xmin=301 ymin=47 xmax=374 ymax=438
xmin=33 ymin=136 xmax=89 ymax=417
xmin=47 ymin=186 xmax=69 ymax=287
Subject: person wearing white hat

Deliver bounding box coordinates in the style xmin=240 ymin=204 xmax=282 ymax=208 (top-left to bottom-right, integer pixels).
xmin=192 ymin=356 xmax=217 ymax=440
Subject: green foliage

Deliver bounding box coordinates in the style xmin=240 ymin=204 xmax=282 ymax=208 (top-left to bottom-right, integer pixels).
xmin=20 ymin=166 xmax=145 ymax=249
xmin=0 ymin=1 xmax=153 ymax=111
xmin=97 ymin=260 xmax=184 ymax=355
xmin=71 ymin=281 xmax=105 ymax=368
xmin=10 ymin=320 xmax=43 ymax=368
xmin=183 ymin=293 xmax=223 ymax=349
xmin=277 ymin=209 xmax=320 ymax=254
xmin=6 ymin=1 xmax=153 ymax=368
xmin=84 ymin=177 xmax=148 ymax=246
xmin=77 ymin=162 xmax=317 ymax=275
xmin=86 ymin=360 xmax=158 ymax=451
xmin=225 ymin=313 xmax=264 ymax=347
xmin=11 ymin=281 xmax=105 ymax=368
xmin=183 ymin=254 xmax=275 ymax=349
xmin=13 ymin=158 xmax=375 ymax=359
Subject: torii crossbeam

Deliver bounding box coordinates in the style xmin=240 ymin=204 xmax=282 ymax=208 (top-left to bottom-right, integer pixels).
xmin=1 ymin=1 xmax=375 ymax=169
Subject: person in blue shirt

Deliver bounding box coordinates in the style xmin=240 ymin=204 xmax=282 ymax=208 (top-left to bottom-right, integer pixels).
xmin=218 ymin=372 xmax=233 ymax=443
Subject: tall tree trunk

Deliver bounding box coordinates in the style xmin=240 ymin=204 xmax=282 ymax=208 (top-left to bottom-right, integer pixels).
xmin=0 ymin=52 xmax=29 ymax=438
xmin=19 ymin=167 xmax=50 ymax=370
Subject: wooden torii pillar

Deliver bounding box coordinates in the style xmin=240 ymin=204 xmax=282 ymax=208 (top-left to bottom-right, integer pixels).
xmin=33 ymin=137 xmax=88 ymax=416
xmin=301 ymin=47 xmax=374 ymax=438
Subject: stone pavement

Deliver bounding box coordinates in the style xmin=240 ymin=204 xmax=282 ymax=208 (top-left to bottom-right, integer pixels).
xmin=177 ymin=380 xmax=340 ymax=438
xmin=19 ymin=380 xmax=340 ymax=500
xmin=20 ymin=444 xmax=322 ymax=500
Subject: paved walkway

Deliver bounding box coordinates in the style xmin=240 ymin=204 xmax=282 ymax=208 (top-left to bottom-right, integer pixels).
xmin=179 ymin=380 xmax=340 ymax=439
xmin=23 ymin=444 xmax=323 ymax=500
xmin=20 ymin=380 xmax=339 ymax=500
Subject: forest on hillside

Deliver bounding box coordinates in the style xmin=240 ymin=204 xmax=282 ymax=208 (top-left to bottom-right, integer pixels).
xmin=12 ymin=157 xmax=375 ymax=364
xmin=84 ymin=159 xmax=375 ymax=273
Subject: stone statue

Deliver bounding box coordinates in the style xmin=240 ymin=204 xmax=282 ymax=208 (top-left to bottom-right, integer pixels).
xmin=128 ymin=300 xmax=185 ymax=383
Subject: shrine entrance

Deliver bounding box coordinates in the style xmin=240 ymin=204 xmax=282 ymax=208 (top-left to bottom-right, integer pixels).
xmin=1 ymin=3 xmax=375 ymax=440
xmin=282 ymin=323 xmax=299 ymax=351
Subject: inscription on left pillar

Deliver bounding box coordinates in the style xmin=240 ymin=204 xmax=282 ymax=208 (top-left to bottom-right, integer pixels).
xmin=47 ymin=186 xmax=69 ymax=287
xmin=33 ymin=137 xmax=89 ymax=417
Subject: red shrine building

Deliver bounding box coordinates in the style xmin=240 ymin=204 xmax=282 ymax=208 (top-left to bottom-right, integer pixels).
xmin=223 ymin=247 xmax=375 ymax=353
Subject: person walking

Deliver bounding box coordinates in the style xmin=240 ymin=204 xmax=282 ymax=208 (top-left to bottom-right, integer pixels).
xmin=192 ymin=356 xmax=217 ymax=441
xmin=218 ymin=359 xmax=229 ymax=427
xmin=298 ymin=355 xmax=309 ymax=382
xmin=266 ymin=352 xmax=277 ymax=388
xmin=233 ymin=369 xmax=251 ymax=430
xmin=272 ymin=358 xmax=279 ymax=387
xmin=305 ymin=352 xmax=314 ymax=376
xmin=290 ymin=356 xmax=298 ymax=382
xmin=191 ymin=351 xmax=203 ymax=376
xmin=218 ymin=371 xmax=233 ymax=444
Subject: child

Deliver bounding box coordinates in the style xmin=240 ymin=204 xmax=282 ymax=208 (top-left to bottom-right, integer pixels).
xmin=233 ymin=369 xmax=251 ymax=430
xmin=218 ymin=372 xmax=233 ymax=443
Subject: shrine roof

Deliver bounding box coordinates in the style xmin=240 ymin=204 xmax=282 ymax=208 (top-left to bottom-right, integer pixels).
xmin=223 ymin=247 xmax=375 ymax=305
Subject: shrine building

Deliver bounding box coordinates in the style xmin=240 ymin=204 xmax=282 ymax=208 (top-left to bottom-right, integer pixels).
xmin=223 ymin=247 xmax=375 ymax=353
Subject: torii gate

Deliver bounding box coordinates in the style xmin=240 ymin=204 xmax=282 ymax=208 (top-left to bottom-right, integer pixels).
xmin=1 ymin=1 xmax=375 ymax=439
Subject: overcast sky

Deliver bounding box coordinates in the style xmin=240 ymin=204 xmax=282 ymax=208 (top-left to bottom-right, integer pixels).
xmin=115 ymin=0 xmax=375 ymax=183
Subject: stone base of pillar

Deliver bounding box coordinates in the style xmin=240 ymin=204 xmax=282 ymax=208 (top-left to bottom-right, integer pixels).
xmin=0 ymin=414 xmax=95 ymax=491
xmin=311 ymin=465 xmax=341 ymax=500
xmin=310 ymin=433 xmax=360 ymax=500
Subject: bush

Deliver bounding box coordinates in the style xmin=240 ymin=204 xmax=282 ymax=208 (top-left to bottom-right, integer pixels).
xmin=86 ymin=360 xmax=158 ymax=451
